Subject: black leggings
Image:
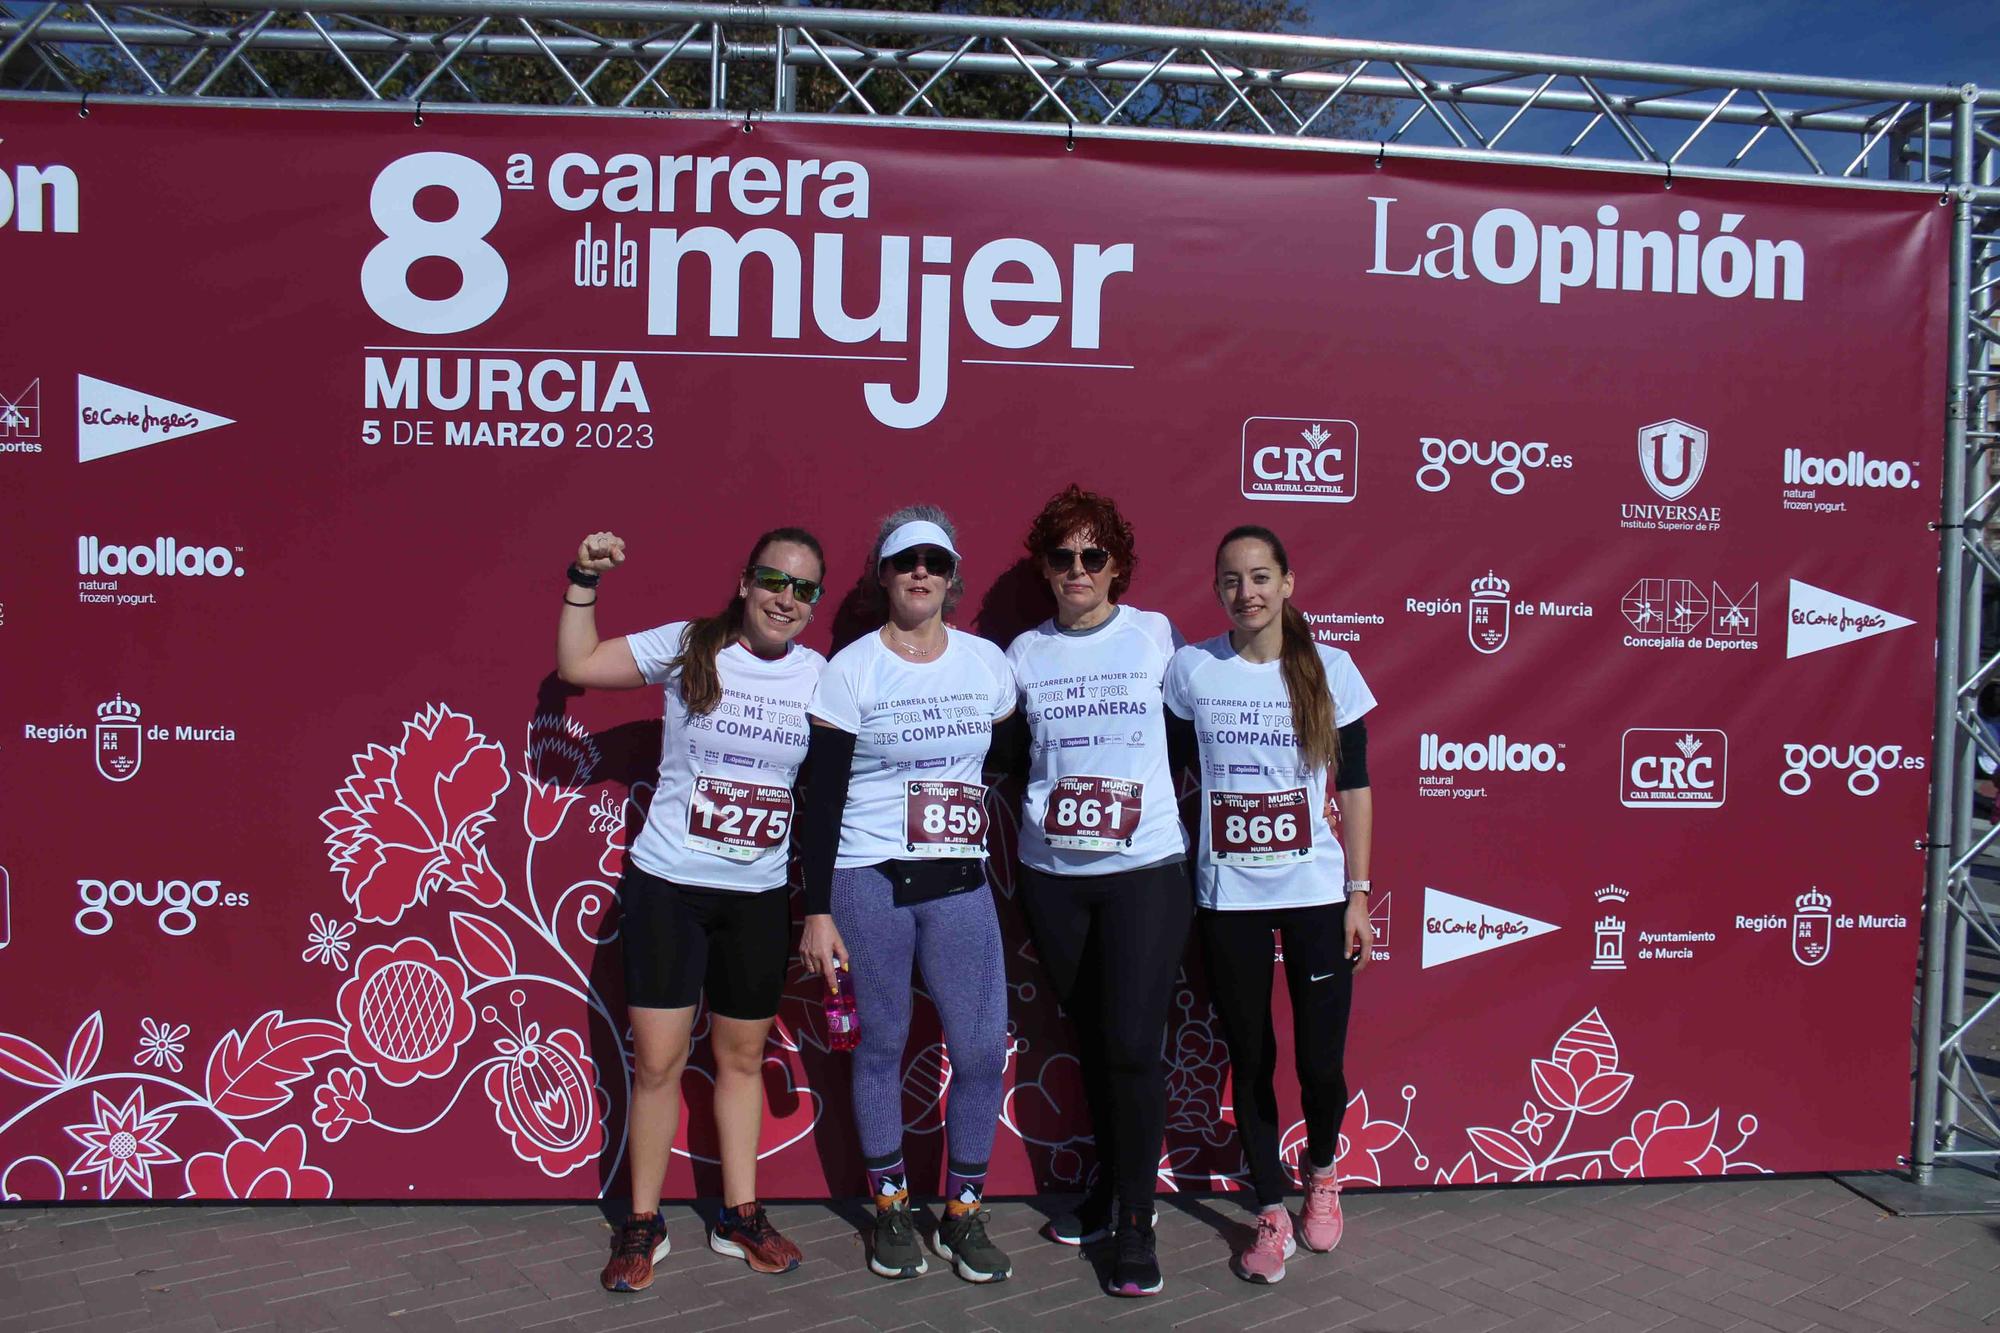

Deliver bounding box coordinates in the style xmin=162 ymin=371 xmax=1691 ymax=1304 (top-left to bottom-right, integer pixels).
xmin=1017 ymin=860 xmax=1194 ymax=1207
xmin=1198 ymin=901 xmax=1355 ymax=1208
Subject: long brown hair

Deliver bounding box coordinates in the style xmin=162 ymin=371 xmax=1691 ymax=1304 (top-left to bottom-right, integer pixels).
xmin=1216 ymin=524 xmax=1339 ymax=777
xmin=671 ymin=526 xmax=825 ymax=716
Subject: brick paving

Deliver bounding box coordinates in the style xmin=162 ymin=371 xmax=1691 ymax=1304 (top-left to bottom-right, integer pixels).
xmin=4 ymin=1176 xmax=1999 ymax=1331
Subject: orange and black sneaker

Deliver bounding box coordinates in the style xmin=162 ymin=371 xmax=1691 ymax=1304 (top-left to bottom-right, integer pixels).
xmin=710 ymin=1202 xmax=803 ymax=1274
xmin=600 ymin=1210 xmax=670 ymax=1292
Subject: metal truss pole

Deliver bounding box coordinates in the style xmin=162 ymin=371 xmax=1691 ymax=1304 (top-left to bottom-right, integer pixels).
xmin=1916 ymin=94 xmax=1976 ymax=1185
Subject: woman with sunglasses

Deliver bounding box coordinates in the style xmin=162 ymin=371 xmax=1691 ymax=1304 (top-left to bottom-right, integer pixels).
xmin=797 ymin=505 xmax=1017 ymax=1285
xmin=1005 ymin=485 xmax=1190 ymax=1298
xmin=1164 ymin=524 xmax=1375 ymax=1286
xmin=557 ymin=527 xmax=828 ymax=1294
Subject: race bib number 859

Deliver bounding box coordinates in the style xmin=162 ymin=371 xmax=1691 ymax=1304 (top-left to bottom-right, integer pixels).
xmin=904 ymin=780 xmax=987 ymax=859
xmin=1209 ymin=788 xmax=1314 ymax=865
xmin=685 ymin=776 xmax=792 ymax=862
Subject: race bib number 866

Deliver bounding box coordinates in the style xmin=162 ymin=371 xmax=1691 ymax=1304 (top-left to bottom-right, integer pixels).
xmin=1209 ymin=788 xmax=1314 ymax=865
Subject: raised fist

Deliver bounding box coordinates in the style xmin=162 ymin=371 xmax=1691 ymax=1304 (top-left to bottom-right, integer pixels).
xmin=575 ymin=531 xmax=626 ymax=574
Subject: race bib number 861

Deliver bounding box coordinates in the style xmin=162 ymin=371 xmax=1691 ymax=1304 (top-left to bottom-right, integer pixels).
xmin=1042 ymin=775 xmax=1143 ymax=852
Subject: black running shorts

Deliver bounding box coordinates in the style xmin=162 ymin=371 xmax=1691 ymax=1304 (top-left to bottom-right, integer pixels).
xmin=618 ymin=863 xmax=790 ymax=1019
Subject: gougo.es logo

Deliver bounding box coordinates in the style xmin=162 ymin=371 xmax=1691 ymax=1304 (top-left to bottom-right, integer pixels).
xmin=75 ymin=877 xmax=251 ymax=936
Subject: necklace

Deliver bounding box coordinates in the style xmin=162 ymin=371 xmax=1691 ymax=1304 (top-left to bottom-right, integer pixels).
xmin=885 ymin=627 xmax=945 ymax=658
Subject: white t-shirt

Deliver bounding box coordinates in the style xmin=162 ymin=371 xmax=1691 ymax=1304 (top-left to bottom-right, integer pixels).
xmin=1164 ymin=635 xmax=1376 ymax=910
xmin=1007 ymin=606 xmax=1189 ymax=875
xmin=809 ymin=628 xmax=1015 ymax=869
xmin=625 ymin=621 xmax=826 ymax=892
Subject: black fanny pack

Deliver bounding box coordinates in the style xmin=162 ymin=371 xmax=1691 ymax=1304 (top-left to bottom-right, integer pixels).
xmin=883 ymin=857 xmax=985 ymax=907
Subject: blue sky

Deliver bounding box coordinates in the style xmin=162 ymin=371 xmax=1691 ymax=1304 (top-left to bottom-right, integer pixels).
xmin=1302 ymin=0 xmax=1990 ymax=88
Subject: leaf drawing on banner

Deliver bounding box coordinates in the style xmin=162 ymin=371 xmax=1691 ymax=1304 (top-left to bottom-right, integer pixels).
xmin=449 ymin=911 xmax=518 ymax=981
xmin=0 ymin=1032 xmax=67 ymax=1089
xmin=1574 ymin=1071 xmax=1636 ymax=1116
xmin=1531 ymin=1058 xmax=1578 ymax=1111
xmin=64 ymin=1012 xmax=104 ymax=1084
xmin=1466 ymin=1126 xmax=1536 ymax=1173
xmin=206 ymin=1011 xmax=348 ymax=1120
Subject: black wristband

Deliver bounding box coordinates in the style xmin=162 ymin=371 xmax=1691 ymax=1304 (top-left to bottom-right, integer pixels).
xmin=563 ymin=596 xmax=597 ymax=608
xmin=566 ymin=564 xmax=601 ymax=589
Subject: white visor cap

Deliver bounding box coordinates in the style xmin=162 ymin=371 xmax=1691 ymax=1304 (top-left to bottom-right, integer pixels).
xmin=879 ymin=520 xmax=961 ymax=562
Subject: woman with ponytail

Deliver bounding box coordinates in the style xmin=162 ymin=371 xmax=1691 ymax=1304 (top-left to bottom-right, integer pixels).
xmin=556 ymin=527 xmax=828 ymax=1294
xmin=1162 ymin=525 xmax=1376 ymax=1285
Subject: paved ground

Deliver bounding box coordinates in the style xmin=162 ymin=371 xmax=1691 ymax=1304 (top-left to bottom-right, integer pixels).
xmin=3 ymin=1175 xmax=1999 ymax=1332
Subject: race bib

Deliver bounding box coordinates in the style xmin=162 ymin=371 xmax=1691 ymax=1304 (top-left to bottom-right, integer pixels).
xmin=1208 ymin=788 xmax=1315 ymax=865
xmin=684 ymin=776 xmax=793 ymax=862
xmin=903 ymin=779 xmax=987 ymax=858
xmin=1041 ymin=775 xmax=1144 ymax=852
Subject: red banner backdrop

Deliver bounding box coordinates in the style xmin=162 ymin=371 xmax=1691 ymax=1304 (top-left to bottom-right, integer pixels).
xmin=0 ymin=104 xmax=1946 ymax=1203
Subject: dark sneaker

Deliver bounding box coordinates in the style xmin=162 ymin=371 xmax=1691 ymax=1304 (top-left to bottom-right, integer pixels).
xmin=1045 ymin=1183 xmax=1115 ymax=1245
xmin=868 ymin=1196 xmax=929 ymax=1279
xmin=1046 ymin=1187 xmax=1158 ymax=1245
xmin=934 ymin=1205 xmax=1012 ymax=1283
xmin=600 ymin=1210 xmax=669 ymax=1292
xmin=710 ymin=1202 xmax=802 ymax=1274
xmin=1107 ymin=1208 xmax=1163 ymax=1297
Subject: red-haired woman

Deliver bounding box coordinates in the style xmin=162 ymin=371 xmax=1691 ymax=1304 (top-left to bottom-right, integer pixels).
xmin=556 ymin=527 xmax=828 ymax=1294
xmin=1163 ymin=524 xmax=1375 ymax=1286
xmin=1007 ymin=484 xmax=1192 ymax=1297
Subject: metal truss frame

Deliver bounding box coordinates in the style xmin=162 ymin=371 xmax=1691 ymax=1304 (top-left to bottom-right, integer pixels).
xmin=2 ymin=0 xmax=1999 ymax=1191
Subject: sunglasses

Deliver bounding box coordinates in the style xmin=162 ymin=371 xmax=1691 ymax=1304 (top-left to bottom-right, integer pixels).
xmin=886 ymin=548 xmax=957 ymax=579
xmin=1044 ymin=546 xmax=1112 ymax=574
xmin=747 ymin=566 xmax=823 ymax=604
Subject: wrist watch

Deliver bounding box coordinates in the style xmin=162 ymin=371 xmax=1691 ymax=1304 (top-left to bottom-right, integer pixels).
xmin=1345 ymin=879 xmax=1371 ymax=895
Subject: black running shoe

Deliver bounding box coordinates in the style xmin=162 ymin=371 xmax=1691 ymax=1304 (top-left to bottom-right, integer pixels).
xmin=935 ymin=1205 xmax=1012 ymax=1283
xmin=1045 ymin=1182 xmax=1116 ymax=1245
xmin=868 ymin=1196 xmax=928 ymax=1279
xmin=1106 ymin=1207 xmax=1162 ymax=1297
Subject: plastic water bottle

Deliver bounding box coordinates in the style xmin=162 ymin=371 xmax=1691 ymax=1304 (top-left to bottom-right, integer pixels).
xmin=825 ymin=964 xmax=859 ymax=1052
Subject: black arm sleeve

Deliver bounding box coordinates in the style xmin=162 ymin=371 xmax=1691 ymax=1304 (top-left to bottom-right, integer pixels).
xmin=1334 ymin=717 xmax=1370 ymax=791
xmin=1166 ymin=712 xmax=1199 ymax=793
xmin=986 ymin=711 xmax=1030 ymax=786
xmin=798 ymin=724 xmax=856 ymax=916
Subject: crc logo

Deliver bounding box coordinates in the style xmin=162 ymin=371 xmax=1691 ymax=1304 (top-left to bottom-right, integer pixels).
xmin=1638 ymin=419 xmax=1707 ymax=501
xmin=1779 ymin=742 xmax=1924 ymax=796
xmin=1416 ymin=437 xmax=1573 ymax=494
xmin=75 ymin=877 xmax=250 ymax=936
xmin=1241 ymin=416 xmax=1357 ymax=504
xmin=1620 ymin=728 xmax=1727 ymax=808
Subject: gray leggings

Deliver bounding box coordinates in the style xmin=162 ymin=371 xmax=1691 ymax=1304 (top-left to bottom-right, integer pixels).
xmin=831 ymin=865 xmax=1010 ymax=1169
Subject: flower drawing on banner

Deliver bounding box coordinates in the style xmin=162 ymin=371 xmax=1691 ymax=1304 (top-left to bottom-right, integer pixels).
xmin=311 ymin=1068 xmax=372 ymax=1143
xmin=1608 ymin=1101 xmax=1745 ymax=1178
xmin=1448 ymin=1009 xmax=1766 ymax=1185
xmin=1001 ymin=1052 xmax=1092 ymax=1185
xmin=480 ymin=992 xmax=606 ymax=1178
xmin=1276 ymin=1088 xmax=1424 ymax=1189
xmin=337 ymin=937 xmax=477 ymax=1087
xmin=302 ymin=912 xmax=356 ymax=970
xmin=522 ymin=715 xmax=598 ymax=843
xmin=64 ymin=1089 xmax=179 ymax=1198
xmin=320 ymin=704 xmax=510 ymax=924
xmin=183 ymin=1125 xmax=333 ymax=1200
xmin=589 ymin=789 xmax=644 ymax=880
xmin=1163 ymin=987 xmax=1236 ymax=1150
xmin=1513 ymin=1101 xmax=1555 ymax=1146
xmin=135 ymin=1018 xmax=190 ymax=1073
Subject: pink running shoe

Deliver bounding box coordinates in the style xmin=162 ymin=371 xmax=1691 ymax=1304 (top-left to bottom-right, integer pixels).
xmin=1299 ymin=1171 xmax=1344 ymax=1253
xmin=1232 ymin=1207 xmax=1296 ymax=1284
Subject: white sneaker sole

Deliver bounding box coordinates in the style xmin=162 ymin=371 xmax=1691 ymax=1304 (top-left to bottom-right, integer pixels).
xmin=867 ymin=1251 xmax=928 ymax=1279
xmin=932 ymin=1235 xmax=1012 ymax=1283
xmin=1233 ymin=1233 xmax=1297 ymax=1285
